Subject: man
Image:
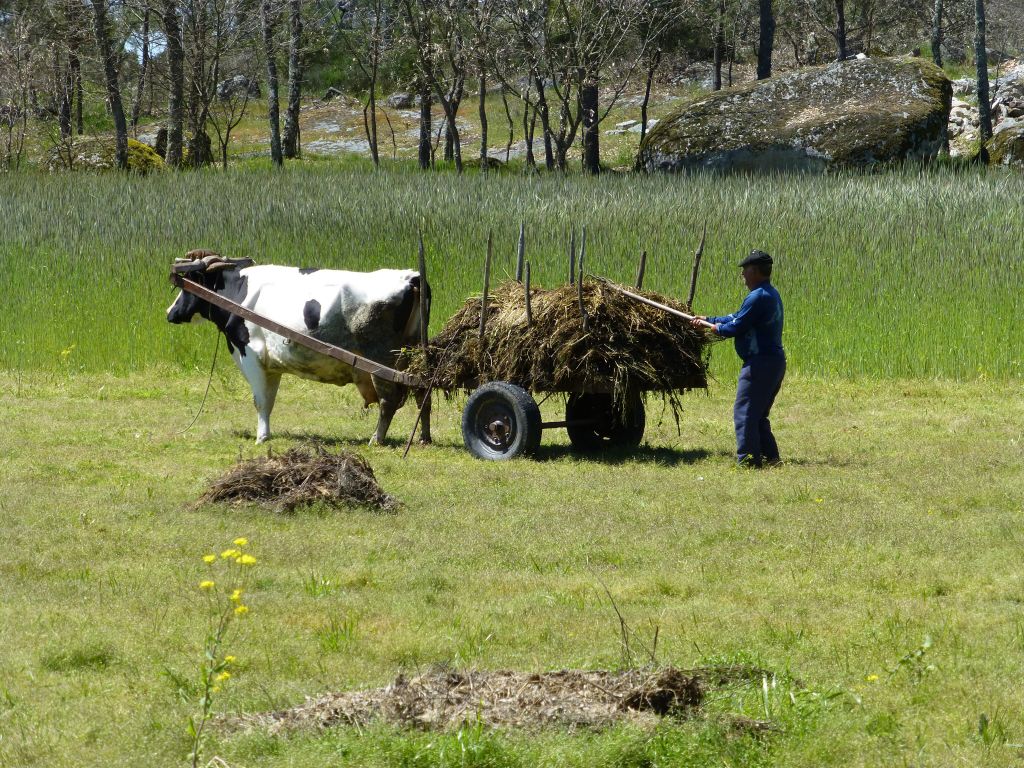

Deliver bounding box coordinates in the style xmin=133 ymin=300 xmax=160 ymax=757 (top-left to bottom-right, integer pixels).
xmin=693 ymin=250 xmax=785 ymax=467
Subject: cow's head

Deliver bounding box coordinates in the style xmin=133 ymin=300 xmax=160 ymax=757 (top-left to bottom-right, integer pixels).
xmin=167 ymin=251 xmax=252 ymax=324
xmin=167 ymin=251 xmax=255 ymax=354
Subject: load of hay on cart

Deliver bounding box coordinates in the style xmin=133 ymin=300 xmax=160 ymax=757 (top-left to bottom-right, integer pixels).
xmin=401 ymin=228 xmax=716 ymax=460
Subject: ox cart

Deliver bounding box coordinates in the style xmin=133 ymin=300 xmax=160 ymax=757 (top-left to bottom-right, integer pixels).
xmin=171 ymin=241 xmax=713 ymax=462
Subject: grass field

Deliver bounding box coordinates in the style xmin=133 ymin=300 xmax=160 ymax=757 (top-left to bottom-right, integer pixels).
xmin=1 ymin=370 xmax=1023 ymax=767
xmin=1 ymin=165 xmax=1023 ymax=767
xmin=1 ymin=164 xmax=1022 ymax=379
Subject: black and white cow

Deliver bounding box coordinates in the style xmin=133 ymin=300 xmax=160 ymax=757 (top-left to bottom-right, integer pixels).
xmin=167 ymin=251 xmax=430 ymax=445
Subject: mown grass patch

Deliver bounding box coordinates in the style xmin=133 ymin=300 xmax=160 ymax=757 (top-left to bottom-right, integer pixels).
xmin=1 ymin=371 xmax=1022 ymax=766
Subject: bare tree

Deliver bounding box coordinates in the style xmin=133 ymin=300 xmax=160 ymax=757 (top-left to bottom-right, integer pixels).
xmin=0 ymin=11 xmax=36 ymax=170
xmin=130 ymin=3 xmax=151 ymax=135
xmin=89 ymin=0 xmax=129 ymax=169
xmin=401 ymin=0 xmax=466 ymax=172
xmin=261 ymin=0 xmax=283 ymax=166
xmin=757 ymin=0 xmax=774 ymax=78
xmin=931 ymin=0 xmax=943 ymax=65
xmin=282 ymin=0 xmax=302 ymax=158
xmin=340 ymin=0 xmax=397 ymax=167
xmin=162 ymin=0 xmax=185 ymax=166
xmin=975 ymin=0 xmax=992 ymax=162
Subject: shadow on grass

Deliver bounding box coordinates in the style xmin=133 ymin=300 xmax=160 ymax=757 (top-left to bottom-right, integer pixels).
xmin=531 ymin=444 xmax=725 ymax=466
xmin=238 ymin=430 xmax=742 ymax=466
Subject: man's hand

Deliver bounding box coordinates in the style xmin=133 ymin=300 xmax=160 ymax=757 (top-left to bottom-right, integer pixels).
xmin=691 ymin=315 xmax=718 ymax=334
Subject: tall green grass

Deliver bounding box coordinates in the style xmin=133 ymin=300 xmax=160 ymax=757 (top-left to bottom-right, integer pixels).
xmin=1 ymin=163 xmax=1021 ymax=378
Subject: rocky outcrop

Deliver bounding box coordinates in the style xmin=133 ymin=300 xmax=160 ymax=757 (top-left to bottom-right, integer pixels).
xmin=48 ymin=137 xmax=165 ymax=173
xmin=639 ymin=56 xmax=952 ymax=173
xmin=989 ymin=118 xmax=1024 ymax=169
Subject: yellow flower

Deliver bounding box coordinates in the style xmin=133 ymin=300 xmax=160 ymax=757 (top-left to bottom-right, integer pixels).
xmin=237 ymin=554 xmax=257 ymax=566
xmin=202 ymin=554 xmax=216 ymax=564
xmin=224 ymin=655 xmax=236 ymax=664
xmin=866 ymin=674 xmax=879 ymax=682
xmin=815 ymin=498 xmax=824 ymax=504
xmin=216 ymin=671 xmax=231 ymax=682
xmin=230 ymin=589 xmax=243 ymax=603
xmin=211 ymin=685 xmax=221 ymax=693
xmin=221 ymin=548 xmax=240 ymax=559
xmin=199 ymin=580 xmax=215 ymax=590
xmin=234 ymin=605 xmax=249 ymax=616
xmin=233 ymin=537 xmax=248 ymax=547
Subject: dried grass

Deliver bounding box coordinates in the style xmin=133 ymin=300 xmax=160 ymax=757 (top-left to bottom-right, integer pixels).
xmin=405 ymin=279 xmax=713 ymax=420
xmin=197 ymin=444 xmax=398 ymax=512
xmin=233 ymin=667 xmax=705 ymax=734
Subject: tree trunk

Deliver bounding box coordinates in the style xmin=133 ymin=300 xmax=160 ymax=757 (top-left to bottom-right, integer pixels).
xmin=713 ymin=0 xmax=725 ymax=90
xmin=90 ymin=0 xmax=128 ymax=170
xmin=535 ymin=75 xmax=553 ymax=170
xmin=73 ymin=55 xmax=83 ymax=135
xmin=57 ymin=51 xmax=72 ymax=140
xmin=130 ymin=6 xmax=150 ymax=135
xmin=262 ymin=0 xmax=283 ymax=167
xmin=443 ymin=80 xmax=462 ymax=163
xmin=757 ymin=0 xmax=775 ymax=80
xmin=581 ymin=77 xmax=599 ymax=174
xmin=835 ymin=0 xmax=847 ymax=61
xmin=931 ymin=0 xmax=944 ymax=67
xmin=640 ymin=49 xmax=660 ymax=145
xmin=418 ymin=77 xmax=431 ymax=169
xmin=975 ymin=0 xmax=992 ymax=163
xmin=163 ymin=0 xmax=185 ymax=167
xmin=524 ymin=99 xmax=536 ymax=169
xmin=478 ymin=73 xmax=488 ymax=171
xmin=282 ymin=0 xmax=302 ymax=159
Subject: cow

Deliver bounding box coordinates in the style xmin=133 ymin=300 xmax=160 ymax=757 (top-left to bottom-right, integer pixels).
xmin=167 ymin=250 xmax=431 ymax=446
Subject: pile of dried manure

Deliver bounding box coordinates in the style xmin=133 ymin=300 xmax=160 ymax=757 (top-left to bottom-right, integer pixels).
xmin=406 ymin=280 xmax=712 ymax=407
xmin=236 ymin=667 xmax=704 ymax=733
xmin=198 ymin=444 xmax=398 ymax=512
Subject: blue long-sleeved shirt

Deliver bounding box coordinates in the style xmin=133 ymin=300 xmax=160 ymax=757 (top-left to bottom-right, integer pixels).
xmin=706 ymin=281 xmax=785 ymax=361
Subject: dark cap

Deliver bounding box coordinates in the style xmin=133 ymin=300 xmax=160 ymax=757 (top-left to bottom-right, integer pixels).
xmin=739 ymin=249 xmax=773 ymax=268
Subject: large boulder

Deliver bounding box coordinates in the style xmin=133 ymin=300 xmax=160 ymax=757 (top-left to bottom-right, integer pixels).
xmin=988 ymin=117 xmax=1024 ymax=169
xmin=639 ymin=56 xmax=952 ymax=173
xmin=48 ymin=136 xmax=165 ymax=174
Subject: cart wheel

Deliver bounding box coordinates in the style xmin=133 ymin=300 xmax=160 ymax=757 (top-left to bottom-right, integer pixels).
xmin=462 ymin=382 xmax=542 ymax=460
xmin=566 ymin=392 xmax=645 ymax=452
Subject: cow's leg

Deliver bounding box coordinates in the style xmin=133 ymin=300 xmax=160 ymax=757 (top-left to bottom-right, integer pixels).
xmin=368 ymin=377 xmax=404 ymax=446
xmin=236 ymin=352 xmax=281 ymax=443
xmin=415 ymin=388 xmax=432 ymax=445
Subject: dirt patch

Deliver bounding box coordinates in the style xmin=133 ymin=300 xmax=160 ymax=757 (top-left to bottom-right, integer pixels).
xmin=197 ymin=444 xmax=398 ymax=512
xmin=232 ymin=667 xmax=706 ymax=734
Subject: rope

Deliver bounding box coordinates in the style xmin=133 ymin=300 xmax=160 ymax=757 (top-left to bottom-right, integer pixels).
xmin=175 ymin=331 xmax=220 ymax=435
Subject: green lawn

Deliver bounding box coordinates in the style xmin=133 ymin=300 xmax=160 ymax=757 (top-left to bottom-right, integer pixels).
xmin=2 ymin=370 xmax=1022 ymax=767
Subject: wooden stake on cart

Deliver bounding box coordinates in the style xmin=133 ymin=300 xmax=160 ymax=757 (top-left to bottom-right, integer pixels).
xmin=524 ymin=261 xmax=533 ymax=326
xmin=685 ymin=221 xmax=707 ymax=311
xmin=480 ymin=230 xmax=492 ymax=338
xmin=568 ymin=227 xmax=576 ymax=285
xmin=404 ymin=226 xmax=434 ymax=457
xmin=515 ymin=221 xmax=526 ymax=282
xmin=577 ymin=226 xmax=589 ymax=330
xmin=635 ymin=249 xmax=647 ymax=289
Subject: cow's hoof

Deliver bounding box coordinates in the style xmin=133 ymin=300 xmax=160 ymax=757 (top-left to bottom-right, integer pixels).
xmin=419 ymin=436 xmax=432 ymax=446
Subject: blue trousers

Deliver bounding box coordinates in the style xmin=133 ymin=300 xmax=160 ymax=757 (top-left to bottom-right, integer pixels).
xmin=734 ymin=356 xmax=786 ymax=466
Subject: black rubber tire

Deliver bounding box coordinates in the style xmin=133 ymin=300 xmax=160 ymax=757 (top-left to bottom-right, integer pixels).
xmin=565 ymin=392 xmax=645 ymax=452
xmin=462 ymin=382 xmax=542 ymax=460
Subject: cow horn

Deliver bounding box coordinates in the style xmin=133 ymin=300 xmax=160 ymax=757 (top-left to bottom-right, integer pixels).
xmin=205 ymin=260 xmax=236 ymax=272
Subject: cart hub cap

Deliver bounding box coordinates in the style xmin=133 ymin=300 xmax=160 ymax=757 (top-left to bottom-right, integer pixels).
xmin=484 ymin=416 xmax=512 ymax=447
